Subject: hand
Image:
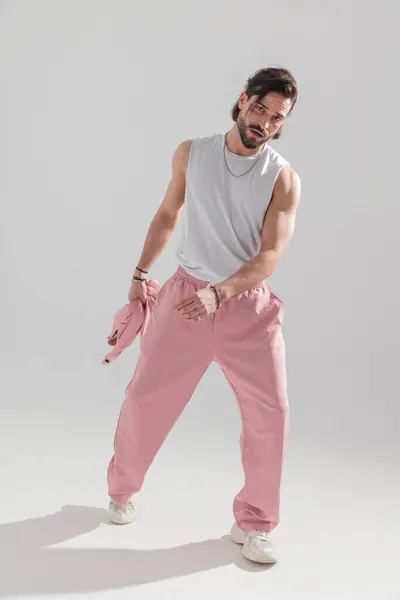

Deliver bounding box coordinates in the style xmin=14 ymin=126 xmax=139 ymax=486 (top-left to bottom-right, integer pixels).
xmin=128 ymin=279 xmax=147 ymax=304
xmin=128 ymin=273 xmax=159 ymax=304
xmin=175 ymin=287 xmax=218 ymax=322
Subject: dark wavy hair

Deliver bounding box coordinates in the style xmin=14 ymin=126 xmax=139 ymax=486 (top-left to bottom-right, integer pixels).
xmin=231 ymin=67 xmax=298 ymax=140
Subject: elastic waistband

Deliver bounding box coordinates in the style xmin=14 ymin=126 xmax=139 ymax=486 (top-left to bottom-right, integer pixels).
xmin=174 ymin=265 xmax=270 ymax=293
xmin=174 ymin=266 xmax=211 ymax=286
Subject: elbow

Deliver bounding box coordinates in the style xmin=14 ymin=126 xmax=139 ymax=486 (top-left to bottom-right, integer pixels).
xmin=259 ymin=248 xmax=281 ymax=270
xmin=155 ymin=208 xmax=180 ymax=229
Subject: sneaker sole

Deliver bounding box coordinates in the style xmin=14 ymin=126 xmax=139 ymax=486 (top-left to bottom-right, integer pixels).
xmin=242 ymin=544 xmax=278 ymax=564
xmin=230 ymin=524 xmax=278 ymax=564
xmin=230 ymin=524 xmax=246 ymax=544
xmin=108 ymin=513 xmax=136 ymax=525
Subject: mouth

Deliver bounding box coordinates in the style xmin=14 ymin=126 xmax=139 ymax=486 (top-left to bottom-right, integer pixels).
xmin=250 ymin=128 xmax=264 ymax=139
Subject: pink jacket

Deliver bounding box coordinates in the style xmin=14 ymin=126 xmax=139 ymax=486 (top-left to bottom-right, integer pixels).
xmin=102 ymin=279 xmax=161 ymax=364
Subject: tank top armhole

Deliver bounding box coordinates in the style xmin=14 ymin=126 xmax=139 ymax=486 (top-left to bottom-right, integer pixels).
xmin=186 ymin=138 xmax=197 ymax=181
xmin=266 ymin=161 xmax=290 ymax=209
xmin=274 ymin=161 xmax=290 ymax=183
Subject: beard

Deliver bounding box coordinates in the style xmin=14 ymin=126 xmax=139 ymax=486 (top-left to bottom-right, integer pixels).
xmin=237 ymin=116 xmax=268 ymax=149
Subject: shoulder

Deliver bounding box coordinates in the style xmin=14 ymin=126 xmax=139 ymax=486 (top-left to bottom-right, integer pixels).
xmin=265 ymin=146 xmax=300 ymax=186
xmin=172 ymin=140 xmax=193 ymax=175
xmin=272 ymin=165 xmax=301 ymax=210
xmin=173 ymin=134 xmax=222 ymax=173
xmin=174 ymin=139 xmax=194 ymax=162
xmin=277 ymin=165 xmax=301 ymax=189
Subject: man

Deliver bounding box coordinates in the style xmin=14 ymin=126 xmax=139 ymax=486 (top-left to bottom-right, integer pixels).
xmin=107 ymin=66 xmax=301 ymax=564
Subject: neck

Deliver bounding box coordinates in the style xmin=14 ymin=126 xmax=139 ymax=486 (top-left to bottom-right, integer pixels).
xmin=225 ymin=126 xmax=266 ymax=157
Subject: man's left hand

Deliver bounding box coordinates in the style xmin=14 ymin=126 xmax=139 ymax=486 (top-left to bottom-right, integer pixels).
xmin=175 ymin=287 xmax=218 ymax=322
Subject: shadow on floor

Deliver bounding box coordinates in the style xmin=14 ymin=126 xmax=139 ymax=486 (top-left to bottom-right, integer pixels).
xmin=0 ymin=505 xmax=273 ymax=596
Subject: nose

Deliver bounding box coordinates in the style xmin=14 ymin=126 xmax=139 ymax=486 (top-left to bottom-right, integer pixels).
xmin=263 ymin=119 xmax=270 ymax=131
xmin=258 ymin=119 xmax=269 ymax=133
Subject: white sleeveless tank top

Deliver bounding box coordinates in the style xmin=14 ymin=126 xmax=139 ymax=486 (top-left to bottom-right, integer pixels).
xmin=176 ymin=132 xmax=290 ymax=282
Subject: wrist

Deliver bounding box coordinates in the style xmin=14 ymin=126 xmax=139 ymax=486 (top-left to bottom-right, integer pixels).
xmin=214 ymin=284 xmax=229 ymax=305
xmin=209 ymin=284 xmax=224 ymax=310
xmin=133 ymin=265 xmax=149 ymax=279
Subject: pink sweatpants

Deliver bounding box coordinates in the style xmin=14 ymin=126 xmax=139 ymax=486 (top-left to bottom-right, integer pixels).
xmin=107 ymin=266 xmax=289 ymax=532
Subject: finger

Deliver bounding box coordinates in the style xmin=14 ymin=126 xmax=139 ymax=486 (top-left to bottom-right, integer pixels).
xmin=178 ymin=302 xmax=201 ymax=315
xmin=175 ymin=298 xmax=196 ymax=311
xmin=176 ymin=297 xmax=200 ymax=311
xmin=184 ymin=307 xmax=206 ymax=320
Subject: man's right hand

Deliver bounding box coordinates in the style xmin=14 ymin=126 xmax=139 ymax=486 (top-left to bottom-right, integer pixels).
xmin=128 ymin=279 xmax=147 ymax=304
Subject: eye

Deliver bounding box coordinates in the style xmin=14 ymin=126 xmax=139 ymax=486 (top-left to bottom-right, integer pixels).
xmin=257 ymin=104 xmax=265 ymax=113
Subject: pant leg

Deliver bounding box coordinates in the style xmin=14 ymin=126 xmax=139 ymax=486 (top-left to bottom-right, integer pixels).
xmin=214 ymin=283 xmax=289 ymax=533
xmin=107 ymin=269 xmax=213 ymax=504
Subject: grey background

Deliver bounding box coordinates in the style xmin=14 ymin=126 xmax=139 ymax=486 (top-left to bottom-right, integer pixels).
xmin=0 ymin=1 xmax=398 ymax=599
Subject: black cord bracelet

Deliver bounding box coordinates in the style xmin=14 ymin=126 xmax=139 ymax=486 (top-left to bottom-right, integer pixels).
xmin=132 ymin=276 xmax=146 ymax=282
xmin=136 ymin=266 xmax=149 ymax=274
xmin=209 ymin=284 xmax=221 ymax=310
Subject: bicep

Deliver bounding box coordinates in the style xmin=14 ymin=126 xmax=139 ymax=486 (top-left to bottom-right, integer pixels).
xmin=157 ymin=140 xmax=192 ymax=222
xmin=260 ymin=167 xmax=301 ymax=254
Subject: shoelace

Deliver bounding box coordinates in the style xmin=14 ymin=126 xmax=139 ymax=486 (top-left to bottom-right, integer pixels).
xmin=113 ymin=501 xmax=133 ymax=510
xmin=249 ymin=531 xmax=270 ymax=543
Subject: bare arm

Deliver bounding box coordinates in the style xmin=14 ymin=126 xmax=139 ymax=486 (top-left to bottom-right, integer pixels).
xmin=133 ymin=139 xmax=192 ymax=277
xmin=215 ymin=166 xmax=301 ymax=303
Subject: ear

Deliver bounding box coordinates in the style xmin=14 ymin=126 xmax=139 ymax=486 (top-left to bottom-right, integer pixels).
xmin=238 ymin=91 xmax=248 ymax=111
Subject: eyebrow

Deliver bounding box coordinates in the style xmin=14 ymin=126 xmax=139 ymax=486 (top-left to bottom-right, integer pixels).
xmin=257 ymin=101 xmax=285 ymax=119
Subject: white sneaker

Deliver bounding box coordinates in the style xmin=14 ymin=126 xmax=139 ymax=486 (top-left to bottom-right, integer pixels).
xmin=108 ymin=500 xmax=135 ymax=525
xmin=231 ymin=523 xmax=278 ymax=564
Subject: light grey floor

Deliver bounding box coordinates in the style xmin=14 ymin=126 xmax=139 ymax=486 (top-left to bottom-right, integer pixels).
xmin=0 ymin=360 xmax=398 ymax=600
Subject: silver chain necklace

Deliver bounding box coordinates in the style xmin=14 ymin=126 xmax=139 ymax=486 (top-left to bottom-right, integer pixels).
xmin=223 ymin=136 xmax=266 ymax=178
